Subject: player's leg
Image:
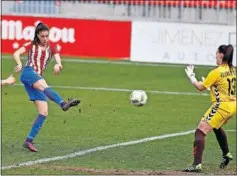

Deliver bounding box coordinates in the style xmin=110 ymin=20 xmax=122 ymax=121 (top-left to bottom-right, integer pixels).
xmin=33 ymin=79 xmax=64 ymax=105
xmin=33 ymin=79 xmax=80 ymax=111
xmin=23 ymin=100 xmax=48 ymax=152
xmin=183 ymin=102 xmax=235 ymax=172
xmin=182 ymin=120 xmax=212 ymax=172
xmin=194 ymin=120 xmax=212 ymax=163
xmin=22 ymin=84 xmax=48 ymax=152
xmin=212 ymin=102 xmax=236 ymax=168
xmin=213 ymin=127 xmax=233 ymax=168
xmin=20 ymin=66 xmax=80 ymax=111
xmin=182 ymin=105 xmax=215 ymax=172
xmin=213 ymin=127 xmax=229 ymax=158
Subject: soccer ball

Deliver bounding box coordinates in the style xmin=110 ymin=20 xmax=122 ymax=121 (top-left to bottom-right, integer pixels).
xmin=130 ymin=90 xmax=148 ymax=107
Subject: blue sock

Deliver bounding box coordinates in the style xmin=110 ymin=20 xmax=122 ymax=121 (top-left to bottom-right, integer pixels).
xmin=44 ymin=87 xmax=64 ymax=106
xmin=26 ymin=114 xmax=46 ymax=142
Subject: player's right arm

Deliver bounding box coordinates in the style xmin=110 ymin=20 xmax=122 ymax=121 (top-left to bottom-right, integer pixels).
xmin=13 ymin=42 xmax=32 ymax=72
xmin=185 ymin=65 xmax=219 ymax=91
xmin=185 ymin=65 xmax=206 ymax=91
xmin=13 ymin=47 xmax=25 ymax=72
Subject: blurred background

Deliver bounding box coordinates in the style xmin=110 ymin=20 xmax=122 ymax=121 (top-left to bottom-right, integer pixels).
xmin=2 ymin=0 xmax=236 ymax=66
xmin=2 ymin=0 xmax=237 ymax=25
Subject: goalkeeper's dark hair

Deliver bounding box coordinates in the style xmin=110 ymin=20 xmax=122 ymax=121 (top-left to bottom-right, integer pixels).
xmin=33 ymin=22 xmax=49 ymax=45
xmin=218 ymin=44 xmax=234 ymax=69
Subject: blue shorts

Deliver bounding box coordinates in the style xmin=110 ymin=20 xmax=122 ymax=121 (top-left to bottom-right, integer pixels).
xmin=20 ymin=66 xmax=47 ymax=101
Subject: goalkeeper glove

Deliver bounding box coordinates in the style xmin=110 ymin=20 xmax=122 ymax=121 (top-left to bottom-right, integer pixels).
xmin=185 ymin=65 xmax=197 ymax=84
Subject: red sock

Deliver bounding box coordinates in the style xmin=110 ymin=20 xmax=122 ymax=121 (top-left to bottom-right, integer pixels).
xmin=193 ymin=129 xmax=206 ymax=165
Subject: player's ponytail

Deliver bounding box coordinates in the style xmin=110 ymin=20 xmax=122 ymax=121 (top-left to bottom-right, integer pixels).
xmin=225 ymin=44 xmax=234 ymax=68
xmin=33 ymin=22 xmax=49 ymax=45
xmin=218 ymin=44 xmax=234 ymax=69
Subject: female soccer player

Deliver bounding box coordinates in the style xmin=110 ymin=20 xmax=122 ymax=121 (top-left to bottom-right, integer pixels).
xmin=183 ymin=44 xmax=236 ymax=172
xmin=1 ymin=75 xmax=16 ymax=85
xmin=13 ymin=22 xmax=80 ymax=152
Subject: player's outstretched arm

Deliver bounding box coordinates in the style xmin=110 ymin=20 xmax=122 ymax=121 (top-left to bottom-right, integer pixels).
xmin=13 ymin=46 xmax=26 ymax=73
xmin=1 ymin=75 xmax=16 ymax=85
xmin=185 ymin=65 xmax=206 ymax=91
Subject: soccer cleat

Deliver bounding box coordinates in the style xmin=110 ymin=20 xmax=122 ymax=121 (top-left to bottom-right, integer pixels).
xmin=220 ymin=152 xmax=233 ymax=169
xmin=23 ymin=142 xmax=38 ymax=152
xmin=182 ymin=163 xmax=202 ymax=172
xmin=61 ymin=98 xmax=80 ymax=111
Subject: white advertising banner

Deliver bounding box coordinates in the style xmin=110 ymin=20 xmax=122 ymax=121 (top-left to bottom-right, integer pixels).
xmin=131 ymin=21 xmax=236 ymax=66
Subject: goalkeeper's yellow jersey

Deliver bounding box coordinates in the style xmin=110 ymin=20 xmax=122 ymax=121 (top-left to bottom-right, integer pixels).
xmin=203 ymin=64 xmax=236 ymax=103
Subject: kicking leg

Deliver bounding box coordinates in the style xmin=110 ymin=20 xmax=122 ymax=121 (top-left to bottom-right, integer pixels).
xmin=33 ymin=79 xmax=80 ymax=111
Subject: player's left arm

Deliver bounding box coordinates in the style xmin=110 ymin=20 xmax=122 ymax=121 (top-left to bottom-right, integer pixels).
xmin=53 ymin=53 xmax=63 ymax=68
xmin=52 ymin=45 xmax=63 ymax=75
xmin=53 ymin=53 xmax=63 ymax=75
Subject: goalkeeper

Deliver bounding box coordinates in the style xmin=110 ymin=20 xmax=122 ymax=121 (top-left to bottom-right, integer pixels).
xmin=182 ymin=45 xmax=236 ymax=172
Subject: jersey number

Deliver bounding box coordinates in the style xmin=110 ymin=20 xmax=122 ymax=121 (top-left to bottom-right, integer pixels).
xmin=227 ymin=78 xmax=236 ymax=96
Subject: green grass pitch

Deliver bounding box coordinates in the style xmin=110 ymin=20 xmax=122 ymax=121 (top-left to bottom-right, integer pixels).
xmin=1 ymin=56 xmax=236 ymax=175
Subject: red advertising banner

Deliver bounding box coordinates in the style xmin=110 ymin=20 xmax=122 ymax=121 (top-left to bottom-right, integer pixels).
xmin=2 ymin=15 xmax=131 ymax=59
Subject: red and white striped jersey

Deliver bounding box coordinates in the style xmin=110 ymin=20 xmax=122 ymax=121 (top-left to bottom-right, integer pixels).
xmin=23 ymin=42 xmax=59 ymax=75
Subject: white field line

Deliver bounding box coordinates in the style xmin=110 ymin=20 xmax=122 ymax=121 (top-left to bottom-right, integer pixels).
xmin=1 ymin=55 xmax=215 ymax=68
xmin=2 ymin=129 xmax=235 ymax=170
xmin=226 ymin=129 xmax=236 ymax=132
xmin=1 ymin=130 xmax=195 ymax=170
xmin=13 ymin=84 xmax=209 ymax=97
